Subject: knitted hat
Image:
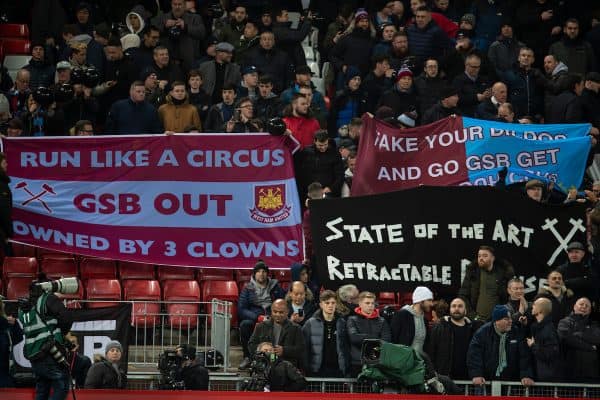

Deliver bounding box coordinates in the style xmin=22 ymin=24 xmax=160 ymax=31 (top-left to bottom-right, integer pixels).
xmin=396 ymin=67 xmax=413 ymax=81
xmin=412 ymin=286 xmax=433 ymax=303
xmin=121 ymin=33 xmax=140 ymax=51
xmin=491 ymin=305 xmax=510 ymax=322
xmin=461 ymin=13 xmax=476 ymax=26
xmin=105 ymin=340 xmax=122 ymax=354
xmin=345 ymin=65 xmax=361 ymax=84
xmin=253 ymin=260 xmax=269 ymax=276
xmin=355 ymin=9 xmax=369 ymax=22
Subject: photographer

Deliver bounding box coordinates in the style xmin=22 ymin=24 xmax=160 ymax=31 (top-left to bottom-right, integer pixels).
xmin=245 ymin=342 xmax=307 ymax=392
xmin=84 ymin=341 xmax=127 ymax=389
xmin=18 ymin=274 xmax=76 ymax=400
xmin=176 ymin=344 xmax=209 ymax=390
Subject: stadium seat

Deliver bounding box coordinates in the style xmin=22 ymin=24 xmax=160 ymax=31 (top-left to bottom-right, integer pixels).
xmin=85 ymin=279 xmax=122 ymax=308
xmin=2 ymin=257 xmax=38 ymax=280
xmin=307 ymin=61 xmax=319 ymax=77
xmin=37 ymin=248 xmax=73 ymax=260
xmin=3 ymin=54 xmax=31 ymax=81
xmin=0 ymin=24 xmax=30 ymax=38
xmin=123 ymin=279 xmax=161 ymax=327
xmin=197 ymin=268 xmax=234 ymax=281
xmin=311 ymin=77 xmax=325 ymax=95
xmin=119 ymin=261 xmax=155 ymax=279
xmin=378 ymin=292 xmax=397 ymax=306
xmin=162 ymin=280 xmax=200 ymax=329
xmin=157 ymin=265 xmax=196 ymax=280
xmin=287 ymin=12 xmax=301 ymax=28
xmin=202 ymin=280 xmax=239 ymax=326
xmin=41 ymin=257 xmax=78 ymax=280
xmin=235 ymin=269 xmax=253 ymax=290
xmin=55 ymin=278 xmax=84 ymax=309
xmin=12 ymin=243 xmax=37 ymax=258
xmin=1 ymin=38 xmax=31 ymax=55
xmin=272 ymin=269 xmax=291 ymax=284
xmin=398 ymin=292 xmax=413 ymax=306
xmin=6 ymin=277 xmax=33 ymax=299
xmin=80 ymin=258 xmax=117 ymax=279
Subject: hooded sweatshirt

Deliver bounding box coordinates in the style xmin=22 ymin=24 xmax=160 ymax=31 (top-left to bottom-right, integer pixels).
xmin=126 ymin=6 xmax=146 ymax=35
xmin=402 ymin=304 xmax=426 ymax=355
xmin=552 ymin=62 xmax=569 ymax=77
xmin=247 ymin=276 xmax=279 ymax=310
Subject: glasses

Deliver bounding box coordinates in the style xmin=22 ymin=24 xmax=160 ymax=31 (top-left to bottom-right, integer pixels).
xmin=240 ymin=105 xmax=253 ymax=109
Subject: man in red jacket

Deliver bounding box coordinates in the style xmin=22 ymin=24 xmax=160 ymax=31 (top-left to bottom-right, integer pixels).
xmin=283 ymin=93 xmax=320 ymax=148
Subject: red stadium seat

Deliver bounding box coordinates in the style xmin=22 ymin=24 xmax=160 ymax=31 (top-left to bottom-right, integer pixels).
xmin=0 ymin=39 xmax=30 ymax=55
xmin=398 ymin=292 xmax=413 ymax=306
xmin=0 ymin=24 xmax=30 ymax=38
xmin=162 ymin=280 xmax=200 ymax=329
xmin=41 ymin=257 xmax=78 ymax=280
xmin=378 ymin=292 xmax=397 ymax=306
xmin=197 ymin=268 xmax=234 ymax=281
xmin=202 ymin=280 xmax=239 ymax=326
xmin=236 ymin=269 xmax=253 ymax=289
xmin=37 ymin=248 xmax=73 ymax=260
xmin=157 ymin=265 xmax=195 ymax=280
xmin=85 ymin=279 xmax=122 ymax=308
xmin=123 ymin=280 xmax=161 ymax=327
xmin=3 ymin=257 xmax=38 ymax=280
xmin=6 ymin=277 xmax=33 ymax=299
xmin=80 ymin=258 xmax=117 ymax=279
xmin=55 ymin=278 xmax=84 ymax=309
xmin=272 ymin=269 xmax=291 ymax=284
xmin=119 ymin=261 xmax=155 ymax=279
xmin=12 ymin=243 xmax=37 ymax=258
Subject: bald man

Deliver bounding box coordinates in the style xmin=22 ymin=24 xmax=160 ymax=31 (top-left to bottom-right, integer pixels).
xmin=248 ymin=298 xmax=306 ymax=368
xmin=476 ymin=82 xmax=507 ymax=120
xmin=286 ymin=281 xmax=316 ymax=326
xmin=528 ymin=297 xmax=561 ymax=381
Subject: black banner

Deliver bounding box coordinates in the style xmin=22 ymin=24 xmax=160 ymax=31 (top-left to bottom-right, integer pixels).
xmin=14 ymin=303 xmax=132 ymax=373
xmin=311 ymin=186 xmax=587 ymax=295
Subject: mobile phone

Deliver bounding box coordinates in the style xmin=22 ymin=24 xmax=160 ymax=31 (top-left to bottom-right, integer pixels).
xmin=298 ymin=309 xmax=304 ymax=317
xmin=233 ymin=109 xmax=241 ymax=121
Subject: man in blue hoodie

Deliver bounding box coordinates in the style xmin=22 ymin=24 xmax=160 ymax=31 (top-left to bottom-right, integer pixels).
xmin=238 ymin=260 xmax=285 ymax=369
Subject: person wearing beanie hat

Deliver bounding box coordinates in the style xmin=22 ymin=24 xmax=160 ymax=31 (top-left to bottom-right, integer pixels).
xmin=459 ymin=245 xmax=515 ymax=321
xmin=467 ymin=303 xmax=534 ymax=387
xmin=556 ymin=240 xmax=595 ymax=301
xmin=390 ymin=286 xmax=434 ymax=354
xmin=23 ymin=43 xmax=54 ymax=90
xmin=238 ymin=259 xmax=285 ymax=369
xmin=355 ymin=9 xmax=370 ymax=23
xmin=84 ymin=340 xmax=127 ymax=388
xmin=422 ymin=84 xmax=460 ymax=124
xmin=378 ymin=65 xmax=416 ymax=117
xmin=460 ymin=13 xmax=476 ymax=29
xmin=329 ymin=7 xmax=375 ymax=79
xmin=329 ymin=65 xmax=367 ymax=135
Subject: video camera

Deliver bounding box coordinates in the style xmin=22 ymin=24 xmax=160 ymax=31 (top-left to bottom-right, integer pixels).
xmin=302 ymin=10 xmax=325 ymax=22
xmin=242 ymin=351 xmax=274 ymax=391
xmin=157 ymin=349 xmax=185 ymax=390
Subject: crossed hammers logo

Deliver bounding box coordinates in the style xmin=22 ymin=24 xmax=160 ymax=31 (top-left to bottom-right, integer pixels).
xmin=15 ymin=181 xmax=56 ymax=213
xmin=541 ymin=217 xmax=586 ymax=265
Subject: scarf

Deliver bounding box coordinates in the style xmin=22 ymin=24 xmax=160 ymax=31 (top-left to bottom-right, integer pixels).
xmin=494 ymin=325 xmax=507 ymax=377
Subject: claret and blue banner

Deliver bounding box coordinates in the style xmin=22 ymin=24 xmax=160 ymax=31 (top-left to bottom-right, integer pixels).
xmin=352 ymin=115 xmax=592 ymax=196
xmin=1 ymin=134 xmax=304 ymax=268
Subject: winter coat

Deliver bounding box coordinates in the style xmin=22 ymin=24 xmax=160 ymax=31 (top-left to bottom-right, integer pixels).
xmin=413 ymin=74 xmax=446 ymax=116
xmin=330 ymin=28 xmax=375 ymax=76
xmin=488 ymin=37 xmax=526 ymax=75
xmin=390 ymin=306 xmax=429 ymax=347
xmin=557 ymin=312 xmax=600 ymax=382
xmin=153 ymin=62 xmax=185 ymax=88
xmin=273 ymin=20 xmax=312 ymax=67
xmin=219 ymin=20 xmax=245 ymax=48
xmin=545 ymin=91 xmax=583 ymax=124
xmin=426 ymin=316 xmax=475 ymax=377
xmin=248 ymin=318 xmax=305 ymax=368
xmin=24 ymin=60 xmax=55 ymax=90
xmin=406 ymin=20 xmax=451 ymax=66
xmin=84 ymin=357 xmax=127 ymax=389
xmin=529 ymin=316 xmax=561 ymax=381
xmin=198 ymin=60 xmax=241 ymax=99
xmin=302 ymin=310 xmax=349 ymax=375
xmin=535 ymin=286 xmax=575 ymax=328
xmin=0 ymin=172 xmax=13 ymax=243
xmin=467 ymin=322 xmax=533 ymax=380
xmin=549 ymin=37 xmax=596 ymax=76
xmin=581 ymin=88 xmax=600 ymax=128
xmin=505 ymin=67 xmax=546 ymax=118
xmin=0 ymin=316 xmax=22 ymax=388
xmin=544 ymin=62 xmax=569 ymax=118
xmin=475 ymin=98 xmax=500 ymax=121
xmin=155 ymin=10 xmax=206 ymax=70
xmin=422 ymin=102 xmax=460 ymax=125
xmin=458 ymin=258 xmax=515 ymax=319
xmin=158 ymin=95 xmax=201 ymax=133
xmin=328 ymin=88 xmax=368 ymax=136
xmin=244 ymin=47 xmax=293 ymax=93
xmin=452 ymin=72 xmax=492 ymax=117
xmin=515 ymin=0 xmax=561 ymax=58
xmin=470 ymin=0 xmax=512 ymax=52
xmin=105 ymin=98 xmax=163 ymax=134
xmin=362 ymin=71 xmax=394 ymax=114
xmin=268 ymin=357 xmax=307 ymax=391
xmin=287 ymin=298 xmax=316 ymax=325
xmin=294 ymin=141 xmax=345 ymax=199
xmin=255 ymin=94 xmax=283 ymax=123
xmin=283 ymin=115 xmax=321 ymax=149
xmin=556 ymin=261 xmax=599 ymax=302
xmin=180 ymin=361 xmax=209 ymax=390
xmin=346 ymin=309 xmax=391 ymax=367
xmin=235 ymin=35 xmax=260 ymax=65
xmin=62 ymin=95 xmax=100 ymax=128
xmin=377 ymin=87 xmax=418 ymax=118
xmin=238 ymin=278 xmax=285 ymax=323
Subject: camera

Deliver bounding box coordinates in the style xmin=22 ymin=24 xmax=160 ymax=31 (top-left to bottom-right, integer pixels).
xmin=53 ymin=83 xmax=74 ymax=103
xmin=242 ymin=351 xmax=274 ymax=391
xmin=169 ymin=25 xmax=182 ymax=39
xmin=71 ymin=67 xmax=101 ymax=88
xmin=36 ymin=277 xmax=79 ymax=295
xmin=302 ymin=10 xmax=325 ymax=22
xmin=157 ymin=349 xmax=185 ymax=390
xmin=266 ymin=117 xmax=286 ymax=136
xmin=297 ymin=309 xmax=304 ymax=317
xmin=32 ymin=86 xmax=54 ymax=108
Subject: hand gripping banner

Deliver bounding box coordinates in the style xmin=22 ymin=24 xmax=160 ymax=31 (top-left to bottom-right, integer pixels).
xmin=1 ymin=134 xmax=304 ymax=268
xmin=352 ymin=115 xmax=592 ymax=196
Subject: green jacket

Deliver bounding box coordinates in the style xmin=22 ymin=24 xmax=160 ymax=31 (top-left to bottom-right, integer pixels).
xmin=19 ymin=292 xmax=64 ymax=360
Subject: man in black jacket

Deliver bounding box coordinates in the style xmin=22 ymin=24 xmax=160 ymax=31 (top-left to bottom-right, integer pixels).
xmin=272 ymin=7 xmax=312 ymax=67
xmin=422 ymin=85 xmax=460 ymax=124
xmin=426 ymin=298 xmax=474 ymax=380
xmin=545 ymin=73 xmax=584 ymax=124
xmin=556 ymin=241 xmax=598 ymax=303
xmin=581 ymin=72 xmax=600 ymax=130
xmin=244 ymin=31 xmax=293 ymax=94
xmin=175 ymin=344 xmax=209 ymax=390
xmin=248 ymin=299 xmax=305 ymax=369
xmin=391 ymin=286 xmax=433 ymax=354
xmin=253 ymin=342 xmax=307 ymax=392
xmin=452 ymin=53 xmax=491 ymax=117
xmin=363 ymin=54 xmax=394 ymax=113
xmin=467 ymin=305 xmax=534 ymax=387
xmin=527 ymin=297 xmax=561 ymax=381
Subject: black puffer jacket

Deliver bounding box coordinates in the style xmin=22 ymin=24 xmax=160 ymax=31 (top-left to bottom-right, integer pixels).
xmin=302 ymin=311 xmax=349 ymax=375
xmin=529 ymin=316 xmax=561 ymax=381
xmin=329 ymin=28 xmax=375 ymax=76
xmin=346 ymin=310 xmax=391 ymax=367
xmin=84 ymin=357 xmax=127 ymax=389
xmin=557 ymin=312 xmax=600 ymax=382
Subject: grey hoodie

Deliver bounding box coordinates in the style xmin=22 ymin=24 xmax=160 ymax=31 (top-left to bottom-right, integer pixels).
xmin=126 ymin=6 xmax=147 ymax=35
xmin=402 ymin=304 xmax=427 ymax=355
xmin=552 ymin=61 xmax=568 ymax=77
xmin=247 ymin=276 xmax=280 ymax=309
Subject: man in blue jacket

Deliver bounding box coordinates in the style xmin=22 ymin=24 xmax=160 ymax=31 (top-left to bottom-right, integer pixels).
xmin=238 ymin=260 xmax=285 ymax=370
xmin=104 ymin=81 xmax=163 ymax=134
xmin=467 ymin=304 xmax=535 ymax=388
